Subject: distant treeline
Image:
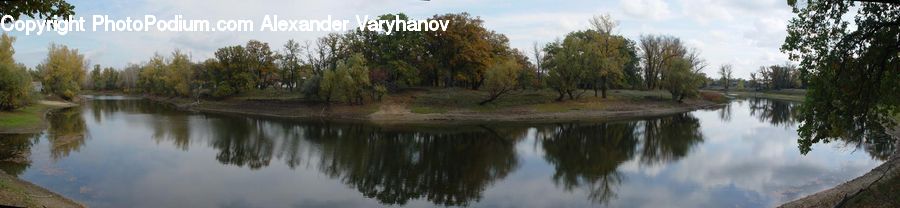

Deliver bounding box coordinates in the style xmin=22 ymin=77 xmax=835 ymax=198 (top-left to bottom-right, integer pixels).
xmin=6 ymin=12 xmax=739 ymax=110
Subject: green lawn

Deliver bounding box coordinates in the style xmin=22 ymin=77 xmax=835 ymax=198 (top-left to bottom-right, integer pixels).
xmin=0 ymin=104 xmax=49 ymax=129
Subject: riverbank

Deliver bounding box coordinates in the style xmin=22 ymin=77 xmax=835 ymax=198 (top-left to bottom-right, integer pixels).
xmin=0 ymin=100 xmax=78 ymax=134
xmin=779 ymin=121 xmax=900 ymax=208
xmin=0 ymin=101 xmax=83 ymax=207
xmin=728 ymin=89 xmax=806 ymax=102
xmin=145 ymin=89 xmax=724 ymax=125
xmin=0 ymin=170 xmax=85 ymax=208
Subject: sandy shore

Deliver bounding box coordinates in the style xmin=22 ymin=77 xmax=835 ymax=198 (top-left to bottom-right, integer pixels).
xmin=0 ymin=170 xmax=85 ymax=208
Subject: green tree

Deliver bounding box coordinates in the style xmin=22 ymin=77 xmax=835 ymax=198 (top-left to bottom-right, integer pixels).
xmin=480 ymin=57 xmax=521 ymax=105
xmin=0 ymin=63 xmax=32 ymax=110
xmin=37 ymin=43 xmax=85 ymax=100
xmin=661 ymin=57 xmax=703 ymax=102
xmin=246 ymin=40 xmax=279 ymax=89
xmin=0 ymin=0 xmax=74 ymax=22
xmin=588 ymin=14 xmax=627 ymax=98
xmin=0 ymin=33 xmax=33 ymax=111
xmin=210 ymin=45 xmax=253 ymax=98
xmin=166 ymin=50 xmax=193 ymax=96
xmin=138 ymin=54 xmax=166 ymax=94
xmin=88 ymin=64 xmax=101 ymax=90
xmin=544 ymin=37 xmax=587 ymax=101
xmin=100 ymin=66 xmax=118 ymax=90
xmin=426 ymin=13 xmax=493 ymax=89
xmin=783 ymin=0 xmax=900 ymax=154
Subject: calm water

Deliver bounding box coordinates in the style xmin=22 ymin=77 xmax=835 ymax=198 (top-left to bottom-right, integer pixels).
xmin=0 ymin=97 xmax=887 ymax=208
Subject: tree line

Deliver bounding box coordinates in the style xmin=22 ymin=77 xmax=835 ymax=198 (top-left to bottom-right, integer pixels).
xmin=1 ymin=32 xmax=86 ymax=110
xmin=5 ymin=12 xmax=722 ymax=111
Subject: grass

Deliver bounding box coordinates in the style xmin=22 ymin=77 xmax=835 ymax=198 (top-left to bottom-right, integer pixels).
xmin=0 ymin=104 xmax=50 ymax=129
xmin=728 ymin=89 xmax=806 ymax=102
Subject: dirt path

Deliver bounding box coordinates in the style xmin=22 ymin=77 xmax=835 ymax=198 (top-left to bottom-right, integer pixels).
xmin=0 ymin=170 xmax=84 ymax=208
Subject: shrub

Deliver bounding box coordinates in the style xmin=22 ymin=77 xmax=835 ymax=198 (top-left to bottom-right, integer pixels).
xmin=0 ymin=63 xmax=32 ymax=111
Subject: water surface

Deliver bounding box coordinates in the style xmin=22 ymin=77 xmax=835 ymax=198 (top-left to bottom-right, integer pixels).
xmin=0 ymin=97 xmax=886 ymax=207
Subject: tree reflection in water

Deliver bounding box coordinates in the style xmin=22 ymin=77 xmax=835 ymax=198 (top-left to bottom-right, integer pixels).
xmin=193 ymin=113 xmax=525 ymax=206
xmin=303 ymin=123 xmax=523 ymax=206
xmin=0 ymin=133 xmax=38 ymax=176
xmin=47 ymin=107 xmax=87 ymax=161
xmin=748 ymin=98 xmax=797 ymax=127
xmin=208 ymin=117 xmax=274 ymax=170
xmin=746 ymin=98 xmax=894 ymax=160
xmin=539 ymin=113 xmax=704 ymax=204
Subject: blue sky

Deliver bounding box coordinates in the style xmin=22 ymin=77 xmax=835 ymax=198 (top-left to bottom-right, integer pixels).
xmin=6 ymin=0 xmax=794 ymax=79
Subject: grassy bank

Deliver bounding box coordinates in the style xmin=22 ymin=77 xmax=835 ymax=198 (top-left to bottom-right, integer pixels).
xmin=0 ymin=101 xmax=78 ymax=134
xmin=0 ymin=105 xmax=50 ymax=132
xmin=145 ymin=88 xmax=724 ymax=124
xmin=728 ymin=89 xmax=806 ymax=102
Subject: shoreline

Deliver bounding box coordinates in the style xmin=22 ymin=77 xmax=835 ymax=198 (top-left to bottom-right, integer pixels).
xmin=142 ymin=95 xmax=723 ymax=125
xmin=0 ymin=170 xmax=86 ymax=208
xmin=0 ymin=101 xmax=84 ymax=207
xmin=0 ymin=100 xmax=79 ymax=134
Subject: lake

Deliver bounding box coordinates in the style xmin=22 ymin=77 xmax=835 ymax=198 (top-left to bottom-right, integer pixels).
xmin=0 ymin=97 xmax=887 ymax=207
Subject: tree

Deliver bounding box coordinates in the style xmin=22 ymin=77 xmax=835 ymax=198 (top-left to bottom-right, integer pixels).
xmin=480 ymin=57 xmax=521 ymax=105
xmin=639 ymin=35 xmax=663 ymax=89
xmin=246 ymin=40 xmax=279 ymax=89
xmin=280 ymin=39 xmax=304 ymax=91
xmin=0 ymin=0 xmax=74 ymax=23
xmin=210 ymin=45 xmax=253 ymax=98
xmin=588 ymin=14 xmax=628 ymax=98
xmin=166 ymin=50 xmax=193 ymax=96
xmin=544 ymin=38 xmax=587 ymax=101
xmin=138 ymin=54 xmax=166 ymax=94
xmin=100 ymin=66 xmax=118 ymax=90
xmin=88 ymin=64 xmax=101 ymax=90
xmin=532 ymin=42 xmax=544 ymax=84
xmin=320 ymin=53 xmax=371 ymax=104
xmin=782 ymin=0 xmax=900 ymax=154
xmin=37 ymin=43 xmax=85 ymax=100
xmin=718 ymin=64 xmax=733 ymax=91
xmin=426 ymin=13 xmax=493 ymax=89
xmin=0 ymin=33 xmax=31 ymax=110
xmin=660 ymin=58 xmax=703 ymax=102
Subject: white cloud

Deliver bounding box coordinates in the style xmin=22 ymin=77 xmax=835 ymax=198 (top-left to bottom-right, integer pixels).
xmin=620 ymin=0 xmax=672 ymax=21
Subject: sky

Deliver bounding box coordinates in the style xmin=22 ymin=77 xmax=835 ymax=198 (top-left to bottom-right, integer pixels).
xmin=6 ymin=0 xmax=795 ymax=79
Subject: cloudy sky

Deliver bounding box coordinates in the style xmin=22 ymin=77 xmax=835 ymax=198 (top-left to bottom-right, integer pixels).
xmin=7 ymin=0 xmax=795 ymax=79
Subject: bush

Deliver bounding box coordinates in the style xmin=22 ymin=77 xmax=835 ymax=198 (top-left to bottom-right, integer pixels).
xmin=0 ymin=63 xmax=32 ymax=111
xmin=38 ymin=44 xmax=86 ymax=101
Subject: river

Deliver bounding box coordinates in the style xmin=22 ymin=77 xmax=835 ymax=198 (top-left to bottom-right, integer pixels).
xmin=0 ymin=96 xmax=887 ymax=207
